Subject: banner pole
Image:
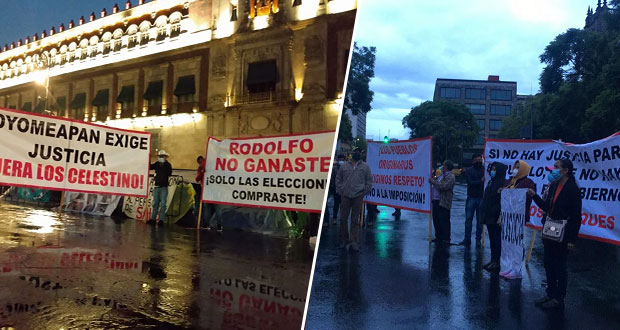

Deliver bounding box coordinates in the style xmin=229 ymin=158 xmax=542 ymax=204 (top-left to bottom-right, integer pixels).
xmin=526 ymin=230 xmax=537 ymax=267
xmin=196 ymin=202 xmax=203 ymax=230
xmin=360 ymin=203 xmax=365 ymax=227
xmin=58 ymin=190 xmax=65 ymax=217
xmin=428 ymin=213 xmax=432 ymax=243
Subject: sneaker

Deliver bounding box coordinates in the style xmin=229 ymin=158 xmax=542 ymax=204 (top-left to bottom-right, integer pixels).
xmin=216 ymin=225 xmax=223 ymax=232
xmin=535 ymin=296 xmax=552 ymax=306
xmin=504 ymin=269 xmax=522 ymax=279
xmin=499 ymin=269 xmax=511 ymax=277
xmin=541 ymin=298 xmax=563 ymax=310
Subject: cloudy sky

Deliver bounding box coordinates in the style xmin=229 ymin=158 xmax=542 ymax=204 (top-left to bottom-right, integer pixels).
xmin=355 ymin=0 xmax=594 ymax=140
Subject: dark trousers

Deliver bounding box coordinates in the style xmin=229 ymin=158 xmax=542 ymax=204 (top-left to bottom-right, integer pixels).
xmin=340 ymin=195 xmax=363 ymax=246
xmin=487 ymin=223 xmax=501 ymax=262
xmin=464 ymin=197 xmax=483 ymax=241
xmin=432 ymin=201 xmax=451 ymax=241
xmin=325 ymin=189 xmax=341 ymax=222
xmin=543 ymin=240 xmax=568 ymax=303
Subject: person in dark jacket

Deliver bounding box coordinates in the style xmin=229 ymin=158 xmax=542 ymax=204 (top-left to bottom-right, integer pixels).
xmin=482 ymin=162 xmax=507 ymax=271
xmin=528 ymin=158 xmax=582 ymax=310
xmin=193 ymin=156 xmax=205 ymax=221
xmin=148 ymin=150 xmax=172 ymax=225
xmin=459 ymin=154 xmax=485 ymax=246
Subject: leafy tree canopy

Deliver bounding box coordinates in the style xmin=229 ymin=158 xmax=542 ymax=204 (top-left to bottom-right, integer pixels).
xmin=344 ymin=43 xmax=376 ymax=116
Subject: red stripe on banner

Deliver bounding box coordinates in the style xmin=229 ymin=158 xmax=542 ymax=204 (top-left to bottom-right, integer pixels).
xmin=524 ymin=223 xmax=620 ymax=246
xmin=367 ymin=136 xmax=433 ymax=144
xmin=201 ymin=199 xmax=322 ymax=213
xmin=363 ymin=201 xmax=431 ymax=214
xmin=207 ymin=130 xmax=336 ymax=143
xmin=485 ymin=137 xmax=555 ymax=143
xmin=0 ymin=181 xmax=147 ymax=198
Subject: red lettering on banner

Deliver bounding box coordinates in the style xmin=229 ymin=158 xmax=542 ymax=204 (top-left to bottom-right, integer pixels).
xmin=582 ymin=213 xmax=615 ymax=230
xmin=0 ymin=158 xmax=34 ymax=179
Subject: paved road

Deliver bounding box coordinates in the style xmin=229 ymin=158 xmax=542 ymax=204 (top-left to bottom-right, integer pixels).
xmin=306 ymin=184 xmax=620 ymax=330
xmin=0 ymin=202 xmax=312 ymax=329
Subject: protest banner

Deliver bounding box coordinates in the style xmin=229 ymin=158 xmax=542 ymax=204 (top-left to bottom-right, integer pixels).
xmin=123 ymin=176 xmax=182 ymax=220
xmin=0 ymin=108 xmax=150 ymax=197
xmin=363 ymin=137 xmax=432 ymax=213
xmin=500 ymin=189 xmax=527 ymax=273
xmin=201 ymin=131 xmax=335 ymax=213
xmin=484 ymin=132 xmax=620 ymax=245
xmin=62 ymin=192 xmax=121 ymax=216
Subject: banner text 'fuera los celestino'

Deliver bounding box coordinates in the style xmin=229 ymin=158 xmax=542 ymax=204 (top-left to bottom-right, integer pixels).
xmin=201 ymin=131 xmax=335 ymax=213
xmin=0 ymin=108 xmax=151 ymax=197
xmin=364 ymin=137 xmax=433 ymax=213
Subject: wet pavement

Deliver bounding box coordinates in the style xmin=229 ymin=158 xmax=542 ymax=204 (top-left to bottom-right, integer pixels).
xmin=0 ymin=202 xmax=312 ymax=329
xmin=307 ymin=184 xmax=620 ymax=330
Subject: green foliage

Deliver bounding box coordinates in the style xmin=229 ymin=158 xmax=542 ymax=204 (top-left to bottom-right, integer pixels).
xmin=402 ymin=100 xmax=479 ymax=163
xmin=502 ymin=10 xmax=620 ymax=143
xmin=344 ymin=43 xmax=376 ymax=116
xmin=338 ymin=111 xmax=353 ymax=143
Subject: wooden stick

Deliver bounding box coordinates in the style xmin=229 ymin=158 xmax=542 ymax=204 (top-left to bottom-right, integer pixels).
xmin=481 ymin=225 xmax=486 ymax=248
xmin=428 ymin=213 xmax=433 ymax=243
xmin=58 ymin=191 xmax=65 ymax=217
xmin=526 ymin=230 xmax=537 ymax=267
xmin=196 ymin=202 xmax=203 ymax=230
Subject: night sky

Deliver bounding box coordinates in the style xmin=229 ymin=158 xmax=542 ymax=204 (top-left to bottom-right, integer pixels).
xmin=0 ymin=0 xmax=136 ymax=47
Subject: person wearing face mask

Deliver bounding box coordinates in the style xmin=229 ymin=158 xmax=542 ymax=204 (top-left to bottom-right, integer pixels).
xmin=459 ymin=154 xmax=485 ymax=246
xmin=325 ymin=154 xmax=346 ymax=226
xmin=528 ymin=158 xmax=582 ymax=310
xmin=335 ymin=149 xmax=373 ymax=251
xmin=429 ymin=160 xmax=456 ymax=244
xmin=482 ymin=162 xmax=507 ymax=271
xmin=148 ymin=150 xmax=173 ymax=225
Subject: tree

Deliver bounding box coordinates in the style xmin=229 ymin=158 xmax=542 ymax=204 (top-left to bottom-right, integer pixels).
xmin=402 ymin=100 xmax=479 ymax=163
xmin=344 ymin=43 xmax=376 ymax=116
xmin=338 ymin=111 xmax=353 ymax=143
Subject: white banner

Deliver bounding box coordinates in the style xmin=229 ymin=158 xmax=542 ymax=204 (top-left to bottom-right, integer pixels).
xmin=122 ymin=176 xmax=181 ymax=219
xmin=485 ymin=133 xmax=620 ymax=245
xmin=201 ymin=131 xmax=335 ymax=213
xmin=500 ymin=189 xmax=526 ymax=273
xmin=363 ymin=137 xmax=432 ymax=213
xmin=0 ymin=108 xmax=150 ymax=197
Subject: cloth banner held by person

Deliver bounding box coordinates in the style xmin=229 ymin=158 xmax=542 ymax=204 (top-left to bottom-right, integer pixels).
xmin=202 ymin=131 xmax=335 ymax=213
xmin=500 ymin=189 xmax=527 ymax=273
xmin=364 ymin=137 xmax=432 ymax=213
xmin=0 ymin=108 xmax=150 ymax=197
xmin=484 ymin=132 xmax=620 ymax=246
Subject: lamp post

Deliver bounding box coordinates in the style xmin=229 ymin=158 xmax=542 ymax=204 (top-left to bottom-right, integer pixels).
xmin=35 ymin=53 xmax=52 ymax=115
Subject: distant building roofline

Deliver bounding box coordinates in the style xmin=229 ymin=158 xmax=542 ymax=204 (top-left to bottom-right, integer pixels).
xmin=436 ymin=78 xmax=517 ymax=84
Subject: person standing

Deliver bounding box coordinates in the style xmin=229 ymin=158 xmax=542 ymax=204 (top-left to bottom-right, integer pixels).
xmin=148 ymin=150 xmax=172 ymax=225
xmin=193 ymin=156 xmax=205 ymax=222
xmin=499 ymin=160 xmax=537 ymax=279
xmin=459 ymin=154 xmax=485 ymax=246
xmin=336 ymin=149 xmax=373 ymax=252
xmin=529 ymin=158 xmax=582 ymax=310
xmin=326 ymin=154 xmax=345 ymax=225
xmin=429 ymin=160 xmax=456 ymax=244
xmin=482 ymin=162 xmax=507 ymax=271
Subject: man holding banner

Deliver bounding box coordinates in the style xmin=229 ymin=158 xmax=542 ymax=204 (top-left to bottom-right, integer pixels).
xmin=148 ymin=150 xmax=172 ymax=225
xmin=529 ymin=158 xmax=582 ymax=310
xmin=429 ymin=160 xmax=456 ymax=244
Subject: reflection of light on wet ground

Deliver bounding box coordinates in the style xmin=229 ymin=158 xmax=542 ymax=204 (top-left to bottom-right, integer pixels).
xmin=24 ymin=210 xmax=58 ymax=234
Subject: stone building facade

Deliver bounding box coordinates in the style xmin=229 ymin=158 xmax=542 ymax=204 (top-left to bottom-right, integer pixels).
xmin=0 ymin=0 xmax=356 ymax=169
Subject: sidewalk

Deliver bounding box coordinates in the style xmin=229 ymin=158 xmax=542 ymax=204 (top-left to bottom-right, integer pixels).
xmin=307 ymin=184 xmax=620 ymax=330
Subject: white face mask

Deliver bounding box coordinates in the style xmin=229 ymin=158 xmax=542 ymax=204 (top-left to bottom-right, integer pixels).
xmin=338 ymin=161 xmax=344 ymax=165
xmin=158 ymin=157 xmax=165 ymax=163
xmin=511 ymin=168 xmax=518 ymax=175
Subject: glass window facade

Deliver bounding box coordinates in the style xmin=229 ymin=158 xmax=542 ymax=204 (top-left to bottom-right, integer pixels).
xmin=490 ymin=104 xmax=511 ymax=116
xmin=466 ymin=103 xmax=486 ymax=115
xmin=490 ymin=119 xmax=502 ymax=131
xmin=440 ymin=87 xmax=461 ymax=99
xmin=465 ymin=88 xmax=486 ymax=100
xmin=477 ymin=119 xmax=485 ymax=129
xmin=491 ymin=89 xmax=512 ymax=101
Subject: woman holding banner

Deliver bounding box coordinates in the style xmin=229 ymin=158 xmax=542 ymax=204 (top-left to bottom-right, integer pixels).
xmin=528 ymin=158 xmax=582 ymax=310
xmin=482 ymin=162 xmax=507 ymax=272
xmin=498 ymin=160 xmax=537 ymax=279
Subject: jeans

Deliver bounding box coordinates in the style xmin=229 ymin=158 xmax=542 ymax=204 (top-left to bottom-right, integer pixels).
xmin=464 ymin=197 xmax=483 ymax=241
xmin=543 ymin=240 xmax=568 ymax=303
xmin=151 ymin=186 xmax=168 ymax=221
xmin=487 ymin=223 xmax=501 ymax=262
xmin=432 ymin=201 xmax=451 ymax=242
xmin=340 ymin=195 xmax=364 ymax=246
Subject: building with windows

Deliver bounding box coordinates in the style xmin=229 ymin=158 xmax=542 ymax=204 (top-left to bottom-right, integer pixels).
xmin=433 ymin=75 xmax=517 ymax=157
xmin=0 ymin=0 xmax=357 ymax=168
xmin=345 ymin=108 xmax=366 ymax=139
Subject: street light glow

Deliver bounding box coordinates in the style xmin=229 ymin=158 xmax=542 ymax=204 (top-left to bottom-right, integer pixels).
xmin=33 ymin=70 xmax=47 ymax=85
